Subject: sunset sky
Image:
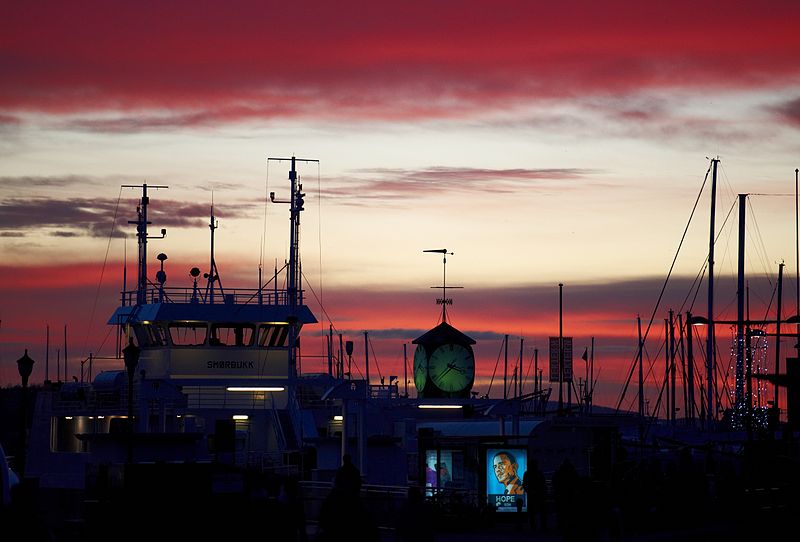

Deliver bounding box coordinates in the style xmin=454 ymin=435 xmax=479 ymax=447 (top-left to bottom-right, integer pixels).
xmin=2 ymin=1 xmax=799 ymax=412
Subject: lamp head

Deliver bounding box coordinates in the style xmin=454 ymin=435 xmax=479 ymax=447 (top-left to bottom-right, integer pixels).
xmin=689 ymin=315 xmax=710 ymax=326
xmin=122 ymin=338 xmax=140 ymax=375
xmin=17 ymin=349 xmax=35 ymax=387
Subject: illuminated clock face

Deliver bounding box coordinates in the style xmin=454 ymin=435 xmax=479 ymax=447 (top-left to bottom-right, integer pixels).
xmin=428 ymin=343 xmax=475 ymax=393
xmin=413 ymin=344 xmax=428 ymax=391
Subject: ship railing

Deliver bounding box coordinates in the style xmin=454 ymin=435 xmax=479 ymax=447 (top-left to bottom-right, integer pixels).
xmin=246 ymin=451 xmax=299 ymax=475
xmin=119 ymin=287 xmax=299 ymax=306
xmin=183 ymin=386 xmax=280 ymax=409
xmin=368 ymin=382 xmax=400 ymax=399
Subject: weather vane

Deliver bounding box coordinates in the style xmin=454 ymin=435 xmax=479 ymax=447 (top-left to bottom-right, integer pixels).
xmin=423 ymin=248 xmax=462 ymax=323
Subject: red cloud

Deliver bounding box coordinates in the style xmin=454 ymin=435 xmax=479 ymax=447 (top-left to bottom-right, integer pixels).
xmin=2 ymin=1 xmax=799 ymax=125
xmin=0 ymin=258 xmax=784 ymax=411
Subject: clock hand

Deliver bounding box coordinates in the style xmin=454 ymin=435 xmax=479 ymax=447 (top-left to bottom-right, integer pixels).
xmin=434 ymin=366 xmax=453 ymax=382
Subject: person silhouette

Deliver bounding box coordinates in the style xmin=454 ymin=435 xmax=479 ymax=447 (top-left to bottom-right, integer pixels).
xmin=319 ymin=454 xmax=377 ymax=542
xmin=522 ymin=459 xmax=548 ymax=531
xmin=334 ymin=453 xmax=362 ymax=497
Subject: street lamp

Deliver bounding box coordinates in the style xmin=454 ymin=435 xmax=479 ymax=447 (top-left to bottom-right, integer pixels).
xmin=16 ymin=350 xmax=35 ymax=477
xmin=122 ymin=338 xmax=140 ymax=464
xmin=17 ymin=349 xmax=35 ymax=388
xmin=688 ymin=315 xmax=714 ymax=426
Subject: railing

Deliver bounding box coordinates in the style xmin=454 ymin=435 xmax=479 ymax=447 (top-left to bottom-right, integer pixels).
xmin=184 ymin=386 xmax=278 ymax=409
xmin=119 ymin=287 xmax=299 ymax=306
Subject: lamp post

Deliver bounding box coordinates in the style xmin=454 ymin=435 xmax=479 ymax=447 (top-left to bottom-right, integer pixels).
xmin=16 ymin=350 xmax=35 ymax=477
xmin=122 ymin=338 xmax=140 ymax=464
xmin=688 ymin=315 xmax=713 ymax=426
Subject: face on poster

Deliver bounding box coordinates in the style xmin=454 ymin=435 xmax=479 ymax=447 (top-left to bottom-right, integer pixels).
xmin=486 ymin=448 xmax=527 ymax=512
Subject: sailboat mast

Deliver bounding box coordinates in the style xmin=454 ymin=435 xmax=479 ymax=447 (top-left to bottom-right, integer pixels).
xmin=706 ymin=158 xmax=719 ymax=425
xmin=558 ymin=283 xmax=564 ymax=414
xmin=637 ymin=315 xmax=644 ymax=439
xmin=775 ymin=262 xmax=784 ymax=413
xmin=735 ymin=194 xmax=747 ymax=416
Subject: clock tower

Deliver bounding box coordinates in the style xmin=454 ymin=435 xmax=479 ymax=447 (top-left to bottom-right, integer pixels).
xmin=413 ymin=322 xmax=476 ymax=398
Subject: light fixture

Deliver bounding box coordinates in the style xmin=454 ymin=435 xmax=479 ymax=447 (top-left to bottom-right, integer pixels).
xmin=418 ymin=404 xmax=463 ymax=409
xmin=226 ymin=386 xmax=285 ymax=392
xmin=232 ymin=414 xmax=249 ymax=420
xmin=688 ymin=315 xmax=709 ymax=326
xmin=333 ymin=415 xmax=343 ymax=421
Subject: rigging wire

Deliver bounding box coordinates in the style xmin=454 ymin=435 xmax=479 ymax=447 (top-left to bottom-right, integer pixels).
xmin=260 ymin=159 xmax=271 ymax=274
xmin=367 ymin=334 xmax=384 ymax=383
xmin=485 ymin=337 xmax=505 ymax=398
xmin=316 ymin=162 xmax=326 ymax=367
xmin=615 ymin=163 xmax=711 ymax=411
xmin=84 ymin=186 xmax=124 ymax=359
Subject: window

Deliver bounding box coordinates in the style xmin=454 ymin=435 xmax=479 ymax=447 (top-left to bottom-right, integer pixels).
xmin=144 ymin=323 xmax=166 ymax=346
xmin=168 ymin=323 xmax=207 ymax=346
xmin=257 ymin=324 xmax=288 ymax=347
xmin=210 ymin=324 xmax=255 ymax=346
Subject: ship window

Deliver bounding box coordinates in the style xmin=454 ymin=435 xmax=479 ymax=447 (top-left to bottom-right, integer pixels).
xmin=257 ymin=324 xmax=288 ymax=347
xmin=210 ymin=324 xmax=255 ymax=346
xmin=168 ymin=323 xmax=208 ymax=346
xmin=144 ymin=324 xmax=166 ymax=347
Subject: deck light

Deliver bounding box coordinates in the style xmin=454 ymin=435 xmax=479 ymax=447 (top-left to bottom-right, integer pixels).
xmin=232 ymin=415 xmax=249 ymax=420
xmin=226 ymin=386 xmax=285 ymax=392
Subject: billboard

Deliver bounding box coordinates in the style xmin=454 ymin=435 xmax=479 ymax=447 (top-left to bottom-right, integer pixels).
xmin=486 ymin=448 xmax=527 ymax=512
xmin=548 ymin=336 xmax=573 ymax=382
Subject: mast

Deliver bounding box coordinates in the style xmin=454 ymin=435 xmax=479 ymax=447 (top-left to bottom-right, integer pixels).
xmin=664 ymin=318 xmax=670 ymax=420
xmin=735 ymin=194 xmax=747 ymax=418
xmin=669 ymin=309 xmax=676 ymax=425
xmin=519 ymin=337 xmax=524 ymax=397
xmin=268 ymin=156 xmax=317 ymax=379
xmin=45 ymin=324 xmax=49 ymax=382
xmin=403 ymin=343 xmax=408 ymax=397
xmin=206 ymin=201 xmax=223 ymax=304
xmin=637 ymin=315 xmax=644 ymax=441
xmin=706 ymin=158 xmax=719 ymax=425
xmin=504 ymin=334 xmax=509 ymax=400
xmin=558 ymin=283 xmax=564 ymax=414
xmin=123 ymin=183 xmax=167 ymax=305
xmin=686 ymin=312 xmax=695 ymax=423
xmin=589 ymin=336 xmax=595 ymax=414
xmin=775 ymin=262 xmax=784 ymax=413
xmin=364 ymin=331 xmax=370 ymax=387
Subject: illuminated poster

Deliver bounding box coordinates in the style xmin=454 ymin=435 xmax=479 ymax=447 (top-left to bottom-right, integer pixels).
xmin=486 ymin=448 xmax=527 ymax=512
xmin=425 ymin=450 xmax=454 ymax=494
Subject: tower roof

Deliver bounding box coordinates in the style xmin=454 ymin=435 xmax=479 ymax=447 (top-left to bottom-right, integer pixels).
xmin=412 ymin=321 xmax=476 ymax=346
